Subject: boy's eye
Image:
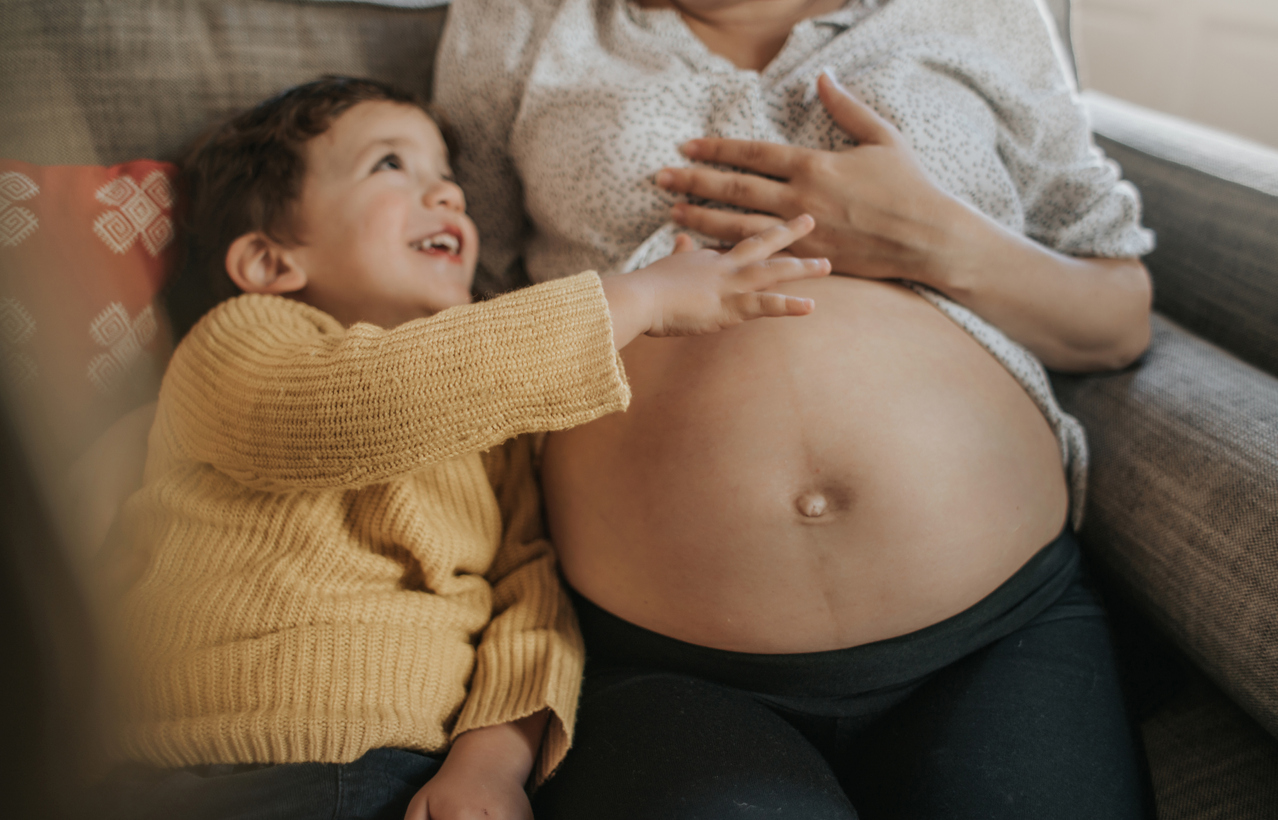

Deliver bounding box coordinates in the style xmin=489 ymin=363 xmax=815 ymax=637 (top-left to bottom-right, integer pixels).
xmin=373 ymin=153 xmax=404 ymax=172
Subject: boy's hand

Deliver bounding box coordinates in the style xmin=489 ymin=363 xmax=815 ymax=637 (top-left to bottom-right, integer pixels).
xmin=602 ymin=214 xmax=830 ymax=348
xmin=403 ymin=760 xmax=531 ymax=820
xmin=404 ymin=713 xmax=546 ymax=820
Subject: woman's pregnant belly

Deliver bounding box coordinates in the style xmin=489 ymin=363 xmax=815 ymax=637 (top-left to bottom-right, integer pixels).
xmin=541 ymin=276 xmax=1069 ymax=653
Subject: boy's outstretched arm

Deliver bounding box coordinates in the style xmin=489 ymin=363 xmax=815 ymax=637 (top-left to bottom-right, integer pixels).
xmin=160 ymin=217 xmax=824 ymax=493
xmin=157 ymin=274 xmax=631 ymax=492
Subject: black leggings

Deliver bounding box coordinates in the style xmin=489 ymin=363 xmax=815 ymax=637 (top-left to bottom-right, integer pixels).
xmin=535 ymin=530 xmax=1151 ymax=819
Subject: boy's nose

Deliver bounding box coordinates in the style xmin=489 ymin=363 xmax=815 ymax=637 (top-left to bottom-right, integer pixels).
xmin=426 ymin=180 xmax=466 ymax=212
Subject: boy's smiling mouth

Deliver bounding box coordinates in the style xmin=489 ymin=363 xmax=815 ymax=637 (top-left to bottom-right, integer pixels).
xmin=411 ymin=229 xmax=463 ymax=258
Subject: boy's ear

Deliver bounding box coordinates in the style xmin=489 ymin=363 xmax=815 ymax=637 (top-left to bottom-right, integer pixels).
xmin=225 ymin=231 xmax=308 ymax=294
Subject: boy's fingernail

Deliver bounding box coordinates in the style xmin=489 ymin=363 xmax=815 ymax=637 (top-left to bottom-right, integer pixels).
xmin=656 ymin=170 xmax=673 ymax=187
xmin=680 ymin=140 xmax=700 ymax=156
xmin=670 ymin=203 xmax=686 ymax=221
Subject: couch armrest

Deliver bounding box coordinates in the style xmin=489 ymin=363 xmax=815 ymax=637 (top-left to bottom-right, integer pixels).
xmin=1052 ymin=315 xmax=1278 ymax=740
xmin=1081 ymin=91 xmax=1278 ymax=378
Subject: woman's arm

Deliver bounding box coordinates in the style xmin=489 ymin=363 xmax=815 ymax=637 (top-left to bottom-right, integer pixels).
xmin=923 ymin=200 xmax=1151 ymax=373
xmin=657 ymin=72 xmax=1152 ymax=373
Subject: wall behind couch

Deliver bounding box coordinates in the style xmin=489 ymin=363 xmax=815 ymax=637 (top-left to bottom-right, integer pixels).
xmin=1074 ymin=0 xmax=1278 ymax=148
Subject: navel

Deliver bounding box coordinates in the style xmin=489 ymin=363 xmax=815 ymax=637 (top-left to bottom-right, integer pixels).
xmin=795 ymin=492 xmax=829 ymax=518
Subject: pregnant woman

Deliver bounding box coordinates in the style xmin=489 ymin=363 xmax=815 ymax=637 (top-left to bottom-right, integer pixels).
xmin=437 ymin=0 xmax=1154 ymax=816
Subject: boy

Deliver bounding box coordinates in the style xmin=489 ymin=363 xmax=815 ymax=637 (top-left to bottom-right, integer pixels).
xmin=107 ymin=76 xmax=827 ymax=820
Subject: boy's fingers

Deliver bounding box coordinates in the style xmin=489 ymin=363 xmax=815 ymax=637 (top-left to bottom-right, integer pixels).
xmin=725 ymin=215 xmax=816 ymax=263
xmin=733 ymin=292 xmax=816 ymax=319
xmin=671 ymin=233 xmax=699 ymax=254
xmin=737 ymin=256 xmax=830 ymax=290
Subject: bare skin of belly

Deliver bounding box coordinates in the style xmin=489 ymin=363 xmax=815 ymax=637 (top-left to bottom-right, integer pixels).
xmin=541 ymin=276 xmax=1069 ymax=653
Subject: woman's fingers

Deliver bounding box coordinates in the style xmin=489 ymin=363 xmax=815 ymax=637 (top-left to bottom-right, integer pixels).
xmin=677 ymin=137 xmax=802 ymax=178
xmin=724 ymin=214 xmax=815 ymax=263
xmin=817 ymin=69 xmax=898 ymax=147
xmin=671 ymin=204 xmax=782 ymax=244
xmin=655 ymin=165 xmax=791 ymax=213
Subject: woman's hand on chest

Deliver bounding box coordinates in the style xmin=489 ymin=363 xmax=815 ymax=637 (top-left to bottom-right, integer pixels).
xmin=656 ymin=69 xmax=965 ymax=286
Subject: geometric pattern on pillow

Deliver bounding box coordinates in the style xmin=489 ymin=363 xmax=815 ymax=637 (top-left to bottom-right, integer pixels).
xmin=93 ymin=171 xmax=174 ymax=257
xmin=0 ymin=170 xmax=40 ymax=247
xmin=0 ymin=157 xmax=177 ymax=465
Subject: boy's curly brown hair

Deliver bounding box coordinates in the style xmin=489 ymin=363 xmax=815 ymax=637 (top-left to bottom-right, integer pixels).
xmin=165 ymin=75 xmax=454 ymax=340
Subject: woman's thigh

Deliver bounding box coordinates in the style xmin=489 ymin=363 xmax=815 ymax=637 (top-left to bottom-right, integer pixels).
xmin=533 ymin=671 xmax=858 ymax=820
xmin=841 ymin=583 xmax=1152 ymax=820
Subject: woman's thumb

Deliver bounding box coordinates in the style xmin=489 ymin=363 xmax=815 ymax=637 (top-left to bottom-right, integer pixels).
xmin=818 ymin=69 xmax=896 ymax=146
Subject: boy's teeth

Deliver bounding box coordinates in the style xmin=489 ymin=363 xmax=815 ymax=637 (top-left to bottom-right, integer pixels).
xmin=421 ymin=232 xmax=460 ymax=254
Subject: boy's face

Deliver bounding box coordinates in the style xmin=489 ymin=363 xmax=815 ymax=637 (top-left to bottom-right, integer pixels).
xmin=285 ymin=100 xmax=479 ymax=327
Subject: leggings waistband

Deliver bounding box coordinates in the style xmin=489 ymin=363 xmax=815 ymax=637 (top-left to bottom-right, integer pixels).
xmin=571 ymin=528 xmax=1082 ymax=700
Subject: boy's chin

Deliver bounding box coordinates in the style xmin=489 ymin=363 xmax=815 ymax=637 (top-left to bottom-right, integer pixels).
xmin=406 ymin=292 xmax=471 ymax=322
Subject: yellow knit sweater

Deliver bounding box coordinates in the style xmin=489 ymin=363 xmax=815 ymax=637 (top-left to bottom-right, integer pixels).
xmin=113 ymin=272 xmax=629 ymax=784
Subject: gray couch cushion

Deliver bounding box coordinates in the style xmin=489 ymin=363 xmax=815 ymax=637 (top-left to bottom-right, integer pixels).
xmin=1053 ymin=315 xmax=1278 ymax=740
xmin=0 ymin=0 xmax=448 ymax=166
xmin=1142 ymin=668 xmax=1278 ymax=820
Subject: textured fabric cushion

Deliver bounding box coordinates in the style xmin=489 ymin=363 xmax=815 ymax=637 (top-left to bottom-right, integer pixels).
xmin=0 ymin=160 xmax=177 ymax=470
xmin=1142 ymin=668 xmax=1278 ymax=820
xmin=1053 ymin=315 xmax=1278 ymax=740
xmin=0 ymin=0 xmax=448 ymax=166
xmin=0 ymin=0 xmax=447 ymax=473
xmin=1083 ymin=96 xmax=1278 ymax=379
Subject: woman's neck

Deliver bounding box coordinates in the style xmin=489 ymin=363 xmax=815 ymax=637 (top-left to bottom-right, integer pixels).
xmin=636 ymin=0 xmax=847 ymax=71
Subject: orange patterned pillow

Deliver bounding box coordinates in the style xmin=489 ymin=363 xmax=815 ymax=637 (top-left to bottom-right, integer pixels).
xmin=0 ymin=159 xmax=179 ymax=465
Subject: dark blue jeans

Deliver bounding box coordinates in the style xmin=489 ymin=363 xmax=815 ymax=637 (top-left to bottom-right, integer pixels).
xmin=103 ymin=747 xmax=441 ymax=820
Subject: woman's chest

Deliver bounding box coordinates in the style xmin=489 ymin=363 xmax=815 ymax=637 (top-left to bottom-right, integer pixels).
xmin=510 ymin=14 xmax=1024 ymax=270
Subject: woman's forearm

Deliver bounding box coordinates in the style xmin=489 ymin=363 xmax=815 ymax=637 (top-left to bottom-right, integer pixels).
xmin=922 ymin=199 xmax=1153 ymax=373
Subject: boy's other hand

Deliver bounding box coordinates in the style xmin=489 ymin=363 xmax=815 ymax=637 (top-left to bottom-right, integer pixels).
xmin=602 ymin=214 xmax=829 ymax=348
xmin=404 ymin=713 xmax=545 ymax=820
xmin=404 ymin=765 xmax=531 ymax=820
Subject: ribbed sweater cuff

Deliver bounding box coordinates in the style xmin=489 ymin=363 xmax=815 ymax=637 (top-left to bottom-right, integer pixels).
xmin=450 ymin=625 xmax=583 ymax=786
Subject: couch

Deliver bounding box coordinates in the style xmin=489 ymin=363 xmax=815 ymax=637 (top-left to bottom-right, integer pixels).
xmin=0 ymin=1 xmax=1274 ymax=817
